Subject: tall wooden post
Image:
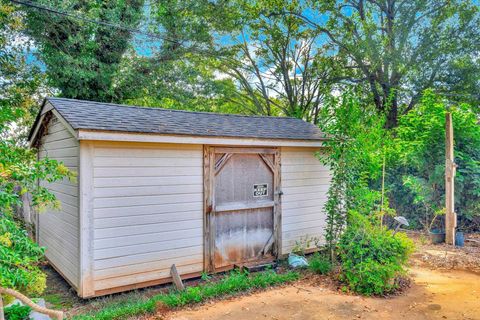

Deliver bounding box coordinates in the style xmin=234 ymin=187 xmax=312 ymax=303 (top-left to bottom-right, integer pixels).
xmin=445 ymin=112 xmax=457 ymax=245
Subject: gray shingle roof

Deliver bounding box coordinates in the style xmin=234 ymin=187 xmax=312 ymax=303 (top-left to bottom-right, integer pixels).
xmin=33 ymin=97 xmax=326 ymax=141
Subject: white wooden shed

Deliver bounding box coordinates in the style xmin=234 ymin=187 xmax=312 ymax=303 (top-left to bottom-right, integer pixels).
xmin=28 ymin=97 xmax=331 ymax=298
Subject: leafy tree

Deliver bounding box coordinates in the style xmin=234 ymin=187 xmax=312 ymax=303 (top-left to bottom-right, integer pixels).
xmin=22 ymin=0 xmax=145 ymax=102
xmin=0 ymin=0 xmax=52 ymax=141
xmin=16 ymin=0 xmax=243 ymax=112
xmin=111 ymin=0 xmax=243 ymax=111
xmin=286 ymin=0 xmax=480 ymax=127
xmin=112 ymin=51 xmax=243 ymax=114
xmin=218 ymin=0 xmax=340 ymax=121
xmin=1 ymin=0 xmax=75 ymax=302
xmin=393 ymin=91 xmax=480 ymax=230
xmin=318 ymin=93 xmax=389 ymax=258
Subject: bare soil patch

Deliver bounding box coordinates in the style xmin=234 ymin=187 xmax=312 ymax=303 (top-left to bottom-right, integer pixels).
xmin=164 ymin=265 xmax=480 ymax=320
xmin=413 ymin=233 xmax=480 ymax=272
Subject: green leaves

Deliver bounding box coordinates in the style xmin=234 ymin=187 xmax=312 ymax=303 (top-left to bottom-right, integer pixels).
xmin=0 ymin=215 xmax=47 ymax=300
xmin=338 ymin=212 xmax=415 ymax=295
xmin=0 ymin=6 xmax=77 ymax=295
xmin=4 ymin=304 xmax=32 ymax=320
xmin=304 ymin=0 xmax=480 ymax=126
xmin=319 ymin=92 xmax=390 ymax=253
xmin=393 ymin=91 xmax=480 ymax=230
xmin=22 ymin=0 xmax=144 ymax=101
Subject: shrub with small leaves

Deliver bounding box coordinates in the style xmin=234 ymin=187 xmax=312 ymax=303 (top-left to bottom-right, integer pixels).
xmin=338 ymin=211 xmax=415 ymax=295
xmin=0 ymin=215 xmax=46 ymax=304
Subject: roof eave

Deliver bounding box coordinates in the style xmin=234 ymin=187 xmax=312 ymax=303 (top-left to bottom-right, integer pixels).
xmin=28 ymin=100 xmax=78 ymax=148
xmin=77 ymin=129 xmax=327 ymax=147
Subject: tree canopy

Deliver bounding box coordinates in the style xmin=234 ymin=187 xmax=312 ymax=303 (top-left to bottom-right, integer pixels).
xmin=6 ymin=0 xmax=479 ymax=125
xmin=293 ymin=0 xmax=480 ymax=127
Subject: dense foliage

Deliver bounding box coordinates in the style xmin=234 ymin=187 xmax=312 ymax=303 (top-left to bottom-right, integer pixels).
xmin=320 ymin=90 xmax=480 ymax=240
xmin=318 ymin=93 xmax=389 ymax=256
xmin=0 ymin=216 xmax=46 ymax=302
xmin=392 ymin=92 xmax=480 ymax=230
xmin=338 ymin=212 xmax=415 ymax=295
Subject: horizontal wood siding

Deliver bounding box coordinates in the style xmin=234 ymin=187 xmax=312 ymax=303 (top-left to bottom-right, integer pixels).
xmin=91 ymin=142 xmax=204 ymax=291
xmin=38 ymin=116 xmax=80 ymax=288
xmin=280 ymin=147 xmax=331 ymax=254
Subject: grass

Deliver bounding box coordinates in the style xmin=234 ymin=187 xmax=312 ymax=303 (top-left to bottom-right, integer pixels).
xmin=71 ymin=269 xmax=299 ymax=320
xmin=44 ymin=293 xmax=74 ymax=310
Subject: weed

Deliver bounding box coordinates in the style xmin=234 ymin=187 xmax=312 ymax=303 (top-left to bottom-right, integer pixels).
xmin=308 ymin=253 xmax=332 ymax=275
xmin=419 ymin=233 xmax=427 ymax=245
xmin=292 ymin=236 xmax=320 ymax=256
xmin=200 ymin=272 xmax=211 ymax=281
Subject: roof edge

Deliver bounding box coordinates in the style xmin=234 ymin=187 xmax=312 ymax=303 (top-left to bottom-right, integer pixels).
xmin=77 ymin=129 xmax=327 ymax=147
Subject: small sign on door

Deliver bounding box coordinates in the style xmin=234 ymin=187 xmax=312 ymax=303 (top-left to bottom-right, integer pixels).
xmin=253 ymin=183 xmax=268 ymax=197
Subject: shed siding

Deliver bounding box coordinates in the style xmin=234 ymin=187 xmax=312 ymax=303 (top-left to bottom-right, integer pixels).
xmin=38 ymin=116 xmax=80 ymax=288
xmin=90 ymin=142 xmax=204 ymax=291
xmin=280 ymin=147 xmax=330 ymax=254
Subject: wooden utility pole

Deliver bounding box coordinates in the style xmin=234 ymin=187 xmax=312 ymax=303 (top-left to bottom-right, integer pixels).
xmin=445 ymin=112 xmax=457 ymax=245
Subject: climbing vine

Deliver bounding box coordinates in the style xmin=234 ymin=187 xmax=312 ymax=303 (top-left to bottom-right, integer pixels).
xmin=318 ymin=93 xmax=388 ymax=259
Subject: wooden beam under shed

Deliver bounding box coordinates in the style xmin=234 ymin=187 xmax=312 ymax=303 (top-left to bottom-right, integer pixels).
xmin=170 ymin=264 xmax=185 ymax=291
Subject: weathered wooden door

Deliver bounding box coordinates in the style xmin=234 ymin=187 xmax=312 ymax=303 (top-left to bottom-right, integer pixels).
xmin=204 ymin=147 xmax=281 ymax=271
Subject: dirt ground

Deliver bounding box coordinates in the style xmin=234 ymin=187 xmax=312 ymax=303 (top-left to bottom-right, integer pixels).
xmin=164 ymin=266 xmax=479 ymax=320
xmin=162 ymin=235 xmax=480 ymax=320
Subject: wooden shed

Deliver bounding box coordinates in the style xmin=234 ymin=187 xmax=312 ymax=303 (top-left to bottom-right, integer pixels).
xmin=28 ymin=97 xmax=331 ymax=298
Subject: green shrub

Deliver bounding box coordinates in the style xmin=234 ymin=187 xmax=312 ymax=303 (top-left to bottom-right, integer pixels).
xmin=338 ymin=212 xmax=415 ymax=295
xmin=0 ymin=215 xmax=46 ymax=304
xmin=4 ymin=304 xmax=32 ymax=320
xmin=308 ymin=253 xmax=332 ymax=275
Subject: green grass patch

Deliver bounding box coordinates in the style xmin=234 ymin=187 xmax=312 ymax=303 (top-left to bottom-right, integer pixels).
xmin=72 ymin=269 xmax=299 ymax=320
xmin=43 ymin=293 xmax=74 ymax=310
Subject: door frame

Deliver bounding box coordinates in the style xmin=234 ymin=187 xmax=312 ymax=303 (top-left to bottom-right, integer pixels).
xmin=203 ymin=145 xmax=282 ymax=272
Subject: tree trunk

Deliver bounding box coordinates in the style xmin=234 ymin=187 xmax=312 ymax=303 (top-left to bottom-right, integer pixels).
xmin=385 ymin=102 xmax=397 ymax=129
xmin=385 ymin=88 xmax=399 ymax=129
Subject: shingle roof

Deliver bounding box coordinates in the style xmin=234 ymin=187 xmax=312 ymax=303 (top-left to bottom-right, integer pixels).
xmin=31 ymin=97 xmax=327 ymax=141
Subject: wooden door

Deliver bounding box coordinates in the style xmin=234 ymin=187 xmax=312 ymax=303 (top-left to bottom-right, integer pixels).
xmin=204 ymin=147 xmax=281 ymax=271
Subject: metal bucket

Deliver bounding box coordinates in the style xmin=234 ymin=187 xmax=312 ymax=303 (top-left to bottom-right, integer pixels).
xmin=429 ymin=229 xmax=446 ymax=244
